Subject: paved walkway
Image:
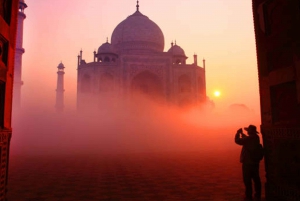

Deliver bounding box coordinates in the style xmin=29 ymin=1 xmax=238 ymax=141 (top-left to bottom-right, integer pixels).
xmin=7 ymin=150 xmax=266 ymax=201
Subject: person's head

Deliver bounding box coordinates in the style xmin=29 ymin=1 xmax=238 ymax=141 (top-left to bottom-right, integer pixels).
xmin=244 ymin=125 xmax=259 ymax=135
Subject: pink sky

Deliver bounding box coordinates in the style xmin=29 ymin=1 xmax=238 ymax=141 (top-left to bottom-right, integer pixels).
xmin=21 ymin=0 xmax=259 ymax=115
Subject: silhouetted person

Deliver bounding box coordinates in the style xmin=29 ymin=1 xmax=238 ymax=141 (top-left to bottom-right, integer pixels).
xmin=235 ymin=125 xmax=262 ymax=201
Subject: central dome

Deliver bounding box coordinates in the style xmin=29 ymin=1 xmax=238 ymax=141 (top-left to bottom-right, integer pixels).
xmin=111 ymin=10 xmax=164 ymax=52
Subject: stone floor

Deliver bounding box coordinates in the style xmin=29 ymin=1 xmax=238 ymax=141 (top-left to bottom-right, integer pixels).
xmin=7 ymin=149 xmax=266 ymax=201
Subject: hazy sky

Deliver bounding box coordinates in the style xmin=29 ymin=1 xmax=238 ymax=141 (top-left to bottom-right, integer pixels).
xmin=21 ymin=0 xmax=259 ymax=114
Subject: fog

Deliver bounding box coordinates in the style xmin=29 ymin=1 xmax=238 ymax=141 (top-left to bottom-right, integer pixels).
xmin=11 ymin=94 xmax=260 ymax=156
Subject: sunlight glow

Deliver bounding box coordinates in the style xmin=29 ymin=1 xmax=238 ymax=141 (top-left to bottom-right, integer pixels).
xmin=214 ymin=91 xmax=221 ymax=97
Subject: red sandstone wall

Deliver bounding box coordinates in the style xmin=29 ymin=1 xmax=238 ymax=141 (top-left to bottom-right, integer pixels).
xmin=252 ymin=0 xmax=300 ymax=200
xmin=0 ymin=0 xmax=19 ymax=199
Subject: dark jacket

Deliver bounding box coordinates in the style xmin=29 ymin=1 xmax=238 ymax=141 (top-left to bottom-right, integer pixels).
xmin=235 ymin=132 xmax=260 ymax=164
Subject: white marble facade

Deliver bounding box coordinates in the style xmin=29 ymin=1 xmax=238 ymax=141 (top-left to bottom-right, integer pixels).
xmin=77 ymin=5 xmax=206 ymax=109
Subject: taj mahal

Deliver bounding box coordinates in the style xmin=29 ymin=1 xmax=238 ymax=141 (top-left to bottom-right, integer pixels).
xmin=13 ymin=1 xmax=207 ymax=111
xmin=75 ymin=2 xmax=207 ymax=110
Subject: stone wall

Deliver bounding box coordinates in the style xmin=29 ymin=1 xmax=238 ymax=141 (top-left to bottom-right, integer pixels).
xmin=0 ymin=0 xmax=19 ymax=200
xmin=252 ymin=0 xmax=300 ymax=200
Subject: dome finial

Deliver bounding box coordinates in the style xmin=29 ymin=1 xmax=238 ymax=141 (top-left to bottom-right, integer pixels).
xmin=136 ymin=0 xmax=139 ymax=11
xmin=106 ymin=37 xmax=108 ymax=43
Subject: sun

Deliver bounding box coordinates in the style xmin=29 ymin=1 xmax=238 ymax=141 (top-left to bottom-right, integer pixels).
xmin=214 ymin=91 xmax=221 ymax=97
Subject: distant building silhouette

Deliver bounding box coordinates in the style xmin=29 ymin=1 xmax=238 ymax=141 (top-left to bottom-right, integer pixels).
xmin=13 ymin=0 xmax=27 ymax=108
xmin=55 ymin=62 xmax=65 ymax=112
xmin=76 ymin=2 xmax=206 ymax=109
xmin=229 ymin=104 xmax=251 ymax=113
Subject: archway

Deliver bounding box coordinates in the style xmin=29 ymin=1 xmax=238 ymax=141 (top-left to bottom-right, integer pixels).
xmin=131 ymin=71 xmax=163 ymax=100
xmin=99 ymin=73 xmax=114 ymax=92
xmin=197 ymin=77 xmax=202 ymax=93
xmin=178 ymin=74 xmax=191 ymax=93
xmin=81 ymin=74 xmax=91 ymax=93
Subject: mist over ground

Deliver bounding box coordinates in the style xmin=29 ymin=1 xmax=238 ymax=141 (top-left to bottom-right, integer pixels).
xmin=11 ymin=96 xmax=260 ymax=156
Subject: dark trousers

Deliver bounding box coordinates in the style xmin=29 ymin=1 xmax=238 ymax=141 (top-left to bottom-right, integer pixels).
xmin=242 ymin=163 xmax=261 ymax=198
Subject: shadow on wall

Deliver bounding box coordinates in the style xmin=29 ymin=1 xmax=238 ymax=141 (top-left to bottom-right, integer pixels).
xmin=11 ymin=94 xmax=260 ymax=156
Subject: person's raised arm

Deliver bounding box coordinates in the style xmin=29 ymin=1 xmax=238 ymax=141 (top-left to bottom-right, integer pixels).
xmin=235 ymin=128 xmax=248 ymax=145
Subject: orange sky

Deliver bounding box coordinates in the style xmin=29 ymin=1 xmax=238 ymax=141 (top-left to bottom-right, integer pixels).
xmin=21 ymin=0 xmax=260 ymax=116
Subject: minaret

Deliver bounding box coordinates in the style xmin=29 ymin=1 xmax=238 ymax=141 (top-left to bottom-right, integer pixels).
xmin=194 ymin=53 xmax=198 ymax=66
xmin=13 ymin=0 xmax=27 ymax=108
xmin=55 ymin=62 xmax=65 ymax=112
xmin=93 ymin=50 xmax=96 ymax=62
